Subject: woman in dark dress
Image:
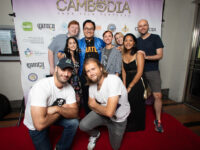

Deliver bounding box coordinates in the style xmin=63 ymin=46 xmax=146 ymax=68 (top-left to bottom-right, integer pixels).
xmin=122 ymin=33 xmax=146 ymax=132
xmin=57 ymin=37 xmax=82 ymax=105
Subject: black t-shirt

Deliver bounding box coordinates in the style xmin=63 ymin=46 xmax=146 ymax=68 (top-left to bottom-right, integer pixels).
xmin=137 ymin=34 xmax=164 ymax=72
xmin=84 ymin=39 xmax=99 ymax=60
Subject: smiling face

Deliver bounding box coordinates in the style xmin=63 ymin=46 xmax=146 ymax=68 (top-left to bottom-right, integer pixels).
xmin=138 ymin=19 xmax=149 ymax=36
xmin=68 ymin=24 xmax=79 ymax=37
xmin=103 ymin=31 xmax=113 ymax=45
xmin=85 ymin=61 xmax=102 ymax=84
xmin=124 ymin=35 xmax=135 ymax=50
xmin=83 ymin=22 xmax=95 ymax=40
xmin=68 ymin=38 xmax=77 ymax=51
xmin=115 ymin=33 xmax=123 ymax=45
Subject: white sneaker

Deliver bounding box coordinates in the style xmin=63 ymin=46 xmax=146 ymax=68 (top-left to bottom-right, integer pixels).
xmin=87 ymin=132 xmax=101 ymax=150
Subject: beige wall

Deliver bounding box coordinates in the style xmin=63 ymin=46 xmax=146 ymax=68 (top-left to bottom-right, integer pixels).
xmin=0 ymin=62 xmax=23 ymax=100
xmin=0 ymin=0 xmax=197 ymax=102
xmin=0 ymin=0 xmax=23 ymax=101
xmin=160 ymin=0 xmax=196 ymax=102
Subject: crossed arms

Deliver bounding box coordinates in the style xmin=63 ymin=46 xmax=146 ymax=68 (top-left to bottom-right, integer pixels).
xmin=31 ymin=103 xmax=78 ymax=131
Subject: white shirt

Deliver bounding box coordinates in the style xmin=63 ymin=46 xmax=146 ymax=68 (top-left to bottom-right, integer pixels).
xmin=89 ymin=74 xmax=130 ymax=122
xmin=24 ymin=77 xmax=76 ymax=130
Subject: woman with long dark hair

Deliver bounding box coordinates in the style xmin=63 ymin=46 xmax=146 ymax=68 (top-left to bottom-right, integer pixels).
xmin=122 ymin=33 xmax=146 ymax=132
xmin=57 ymin=37 xmax=82 ymax=104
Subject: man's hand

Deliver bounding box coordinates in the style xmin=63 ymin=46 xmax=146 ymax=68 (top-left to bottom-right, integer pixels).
xmin=138 ymin=50 xmax=146 ymax=58
xmin=88 ymin=98 xmax=98 ymax=109
xmin=47 ymin=106 xmax=58 ymax=115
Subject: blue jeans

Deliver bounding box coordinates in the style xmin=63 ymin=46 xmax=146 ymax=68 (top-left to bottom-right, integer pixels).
xmin=29 ymin=118 xmax=79 ymax=150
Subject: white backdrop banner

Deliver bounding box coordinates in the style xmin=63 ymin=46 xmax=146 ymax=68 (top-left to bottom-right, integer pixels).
xmin=12 ymin=0 xmax=164 ymax=98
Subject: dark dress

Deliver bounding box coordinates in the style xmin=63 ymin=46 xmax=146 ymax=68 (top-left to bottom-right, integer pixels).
xmin=70 ymin=61 xmax=82 ymax=99
xmin=123 ymin=60 xmax=146 ymax=132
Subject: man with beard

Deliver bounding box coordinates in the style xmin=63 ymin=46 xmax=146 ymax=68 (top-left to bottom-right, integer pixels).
xmin=78 ymin=20 xmax=105 ymax=114
xmin=137 ymin=19 xmax=164 ymax=133
xmin=79 ymin=58 xmax=130 ymax=150
xmin=24 ymin=58 xmax=79 ymax=150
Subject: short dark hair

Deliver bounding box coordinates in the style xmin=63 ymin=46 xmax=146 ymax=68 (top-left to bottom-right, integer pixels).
xmin=83 ymin=19 xmax=96 ymax=30
xmin=83 ymin=58 xmax=108 ymax=85
xmin=123 ymin=33 xmax=138 ymax=55
xmin=103 ymin=30 xmax=113 ymax=37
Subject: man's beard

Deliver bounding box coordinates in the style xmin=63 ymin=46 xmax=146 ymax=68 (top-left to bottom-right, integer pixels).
xmin=140 ymin=30 xmax=148 ymax=36
xmin=89 ymin=73 xmax=102 ymax=84
xmin=56 ymin=71 xmax=69 ymax=85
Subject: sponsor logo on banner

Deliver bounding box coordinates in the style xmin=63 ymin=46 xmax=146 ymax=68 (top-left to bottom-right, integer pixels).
xmin=56 ymin=0 xmax=131 ymax=14
xmin=24 ymin=48 xmax=46 ymax=57
xmin=107 ymin=24 xmax=116 ymax=32
xmin=135 ymin=27 xmax=156 ymax=32
xmin=23 ymin=37 xmax=44 ymax=44
xmin=24 ymin=48 xmax=33 ymax=57
xmin=28 ymin=73 xmax=38 ymax=82
xmin=27 ymin=62 xmax=45 ymax=69
xmin=37 ymin=23 xmax=55 ymax=31
xmin=96 ymin=25 xmax=102 ymax=30
xmin=122 ymin=25 xmax=129 ymax=33
xmin=22 ymin=22 xmax=33 ymax=31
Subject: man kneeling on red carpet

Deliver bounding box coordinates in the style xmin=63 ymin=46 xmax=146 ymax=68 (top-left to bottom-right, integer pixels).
xmin=23 ymin=58 xmax=79 ymax=150
xmin=79 ymin=58 xmax=130 ymax=150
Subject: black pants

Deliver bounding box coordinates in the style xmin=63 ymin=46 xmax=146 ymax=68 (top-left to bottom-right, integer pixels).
xmin=80 ymin=74 xmax=91 ymax=114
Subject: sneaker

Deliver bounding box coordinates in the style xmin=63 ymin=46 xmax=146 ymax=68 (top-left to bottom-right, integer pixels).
xmin=87 ymin=132 xmax=101 ymax=150
xmin=154 ymin=120 xmax=164 ymax=133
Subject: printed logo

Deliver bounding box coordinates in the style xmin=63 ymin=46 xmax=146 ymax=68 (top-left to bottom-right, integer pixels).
xmin=96 ymin=25 xmax=102 ymax=31
xmin=61 ymin=22 xmax=68 ymax=31
xmin=56 ymin=0 xmax=131 ymax=14
xmin=24 ymin=48 xmax=33 ymax=57
xmin=37 ymin=23 xmax=55 ymax=31
xmin=22 ymin=22 xmax=33 ymax=31
xmin=135 ymin=27 xmax=156 ymax=32
xmin=27 ymin=62 xmax=45 ymax=69
xmin=122 ymin=25 xmax=129 ymax=33
xmin=24 ymin=48 xmax=46 ymax=57
xmin=28 ymin=73 xmax=38 ymax=82
xmin=107 ymin=24 xmax=116 ymax=32
xmin=66 ymin=59 xmax=72 ymax=64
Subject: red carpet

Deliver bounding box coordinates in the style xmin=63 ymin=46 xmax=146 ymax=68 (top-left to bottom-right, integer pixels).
xmin=0 ymin=106 xmax=200 ymax=150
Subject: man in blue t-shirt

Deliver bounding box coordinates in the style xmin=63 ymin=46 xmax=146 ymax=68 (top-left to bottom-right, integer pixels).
xmin=137 ymin=19 xmax=164 ymax=133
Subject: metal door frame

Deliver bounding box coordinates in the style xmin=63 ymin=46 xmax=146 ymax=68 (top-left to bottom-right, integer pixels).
xmin=184 ymin=0 xmax=200 ymax=109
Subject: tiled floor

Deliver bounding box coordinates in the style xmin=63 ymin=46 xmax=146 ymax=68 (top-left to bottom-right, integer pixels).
xmin=0 ymin=99 xmax=200 ymax=136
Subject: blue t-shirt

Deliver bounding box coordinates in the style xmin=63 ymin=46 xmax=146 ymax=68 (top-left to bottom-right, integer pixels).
xmin=137 ymin=34 xmax=164 ymax=72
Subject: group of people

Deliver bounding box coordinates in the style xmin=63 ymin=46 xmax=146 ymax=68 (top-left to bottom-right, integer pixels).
xmin=23 ymin=19 xmax=164 ymax=150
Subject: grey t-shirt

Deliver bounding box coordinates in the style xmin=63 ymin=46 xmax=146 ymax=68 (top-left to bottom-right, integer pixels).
xmin=101 ymin=47 xmax=112 ymax=69
xmin=89 ymin=74 xmax=130 ymax=122
xmin=48 ymin=34 xmax=68 ymax=67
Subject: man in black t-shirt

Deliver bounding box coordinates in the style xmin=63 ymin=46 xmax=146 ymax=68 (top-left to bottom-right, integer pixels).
xmin=137 ymin=19 xmax=164 ymax=133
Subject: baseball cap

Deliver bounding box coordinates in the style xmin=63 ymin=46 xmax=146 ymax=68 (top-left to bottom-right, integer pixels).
xmin=56 ymin=58 xmax=74 ymax=70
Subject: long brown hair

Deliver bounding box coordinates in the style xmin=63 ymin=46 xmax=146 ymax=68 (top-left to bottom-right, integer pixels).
xmin=83 ymin=58 xmax=108 ymax=85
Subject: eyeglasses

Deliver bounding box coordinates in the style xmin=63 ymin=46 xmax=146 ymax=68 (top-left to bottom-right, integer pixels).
xmin=84 ymin=28 xmax=94 ymax=31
